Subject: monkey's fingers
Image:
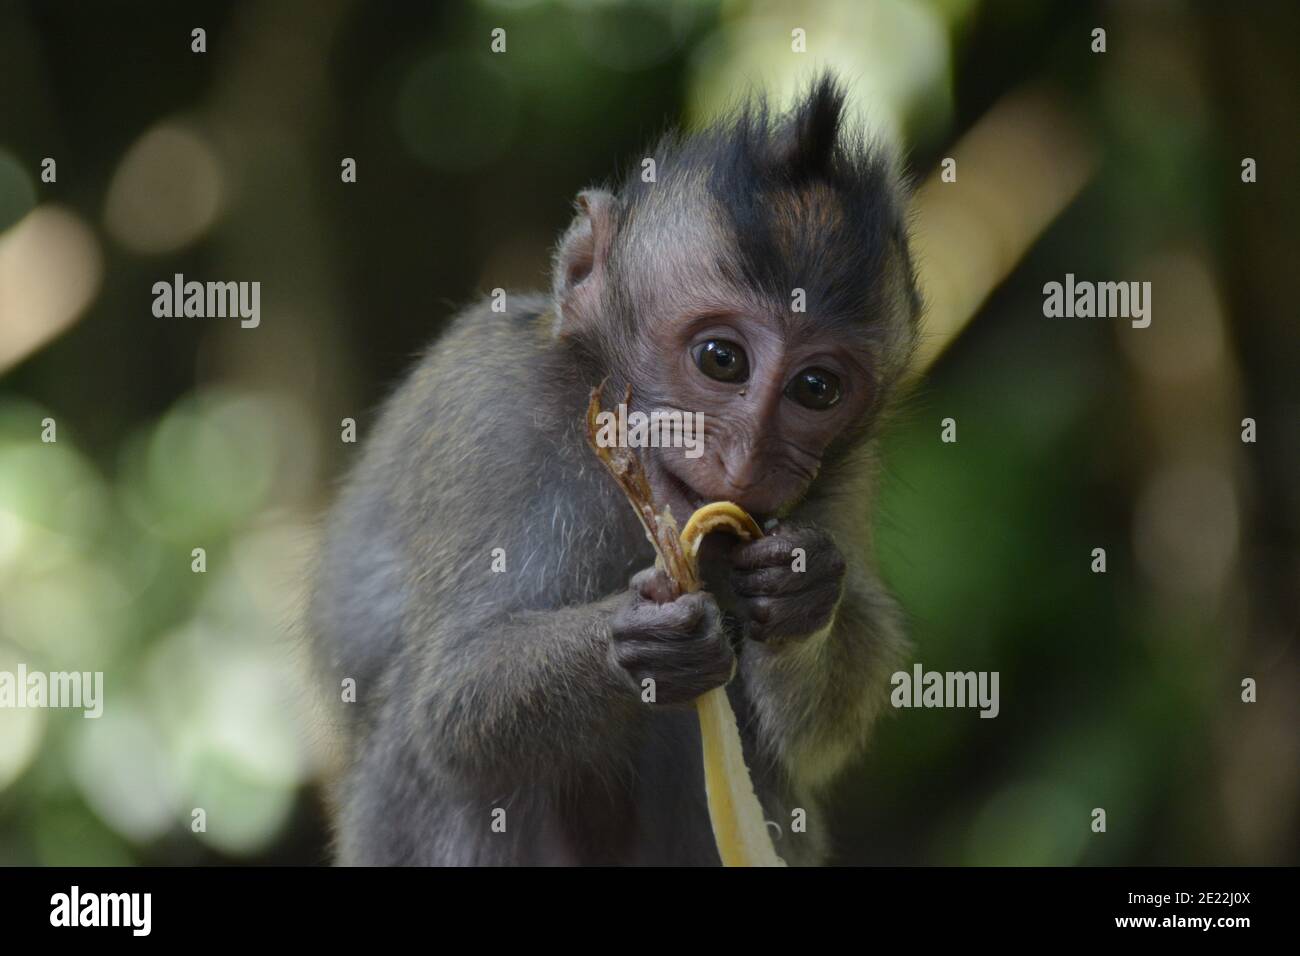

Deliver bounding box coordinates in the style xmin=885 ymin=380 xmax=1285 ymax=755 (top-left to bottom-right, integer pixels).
xmin=630 ymin=567 xmax=681 ymax=604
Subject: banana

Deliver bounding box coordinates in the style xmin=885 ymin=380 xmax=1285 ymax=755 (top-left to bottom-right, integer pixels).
xmin=679 ymin=501 xmax=786 ymax=868
xmin=679 ymin=501 xmax=764 ymax=559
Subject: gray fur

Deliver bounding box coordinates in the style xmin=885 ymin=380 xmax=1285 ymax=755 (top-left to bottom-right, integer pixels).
xmin=310 ymin=75 xmax=916 ymax=865
xmin=309 ymin=294 xmax=907 ymax=865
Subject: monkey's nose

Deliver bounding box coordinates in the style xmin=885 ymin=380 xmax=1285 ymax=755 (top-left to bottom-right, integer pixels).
xmin=719 ymin=459 xmax=761 ymax=499
xmin=711 ymin=467 xmax=780 ymax=521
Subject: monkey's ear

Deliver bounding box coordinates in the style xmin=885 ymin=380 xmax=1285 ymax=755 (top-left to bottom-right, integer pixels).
xmin=552 ymin=189 xmax=614 ymax=336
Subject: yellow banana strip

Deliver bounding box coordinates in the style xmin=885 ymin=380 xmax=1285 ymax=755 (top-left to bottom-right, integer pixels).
xmin=679 ymin=503 xmax=764 ymax=560
xmin=678 ymin=502 xmax=784 ymax=867
xmin=585 ymin=384 xmax=785 ymax=866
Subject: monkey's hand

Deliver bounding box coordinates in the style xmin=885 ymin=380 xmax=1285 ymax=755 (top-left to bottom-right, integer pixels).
xmin=608 ymin=568 xmax=735 ymax=706
xmin=729 ymin=523 xmax=846 ymax=644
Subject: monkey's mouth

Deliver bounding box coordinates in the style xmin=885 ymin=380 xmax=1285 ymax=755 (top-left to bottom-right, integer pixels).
xmin=660 ymin=468 xmax=709 ymax=523
xmin=659 ymin=466 xmax=771 ymax=528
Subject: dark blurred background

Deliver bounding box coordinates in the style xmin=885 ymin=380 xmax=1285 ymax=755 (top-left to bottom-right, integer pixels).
xmin=0 ymin=0 xmax=1295 ymax=865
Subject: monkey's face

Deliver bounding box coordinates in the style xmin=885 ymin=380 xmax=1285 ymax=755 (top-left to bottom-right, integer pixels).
xmin=635 ymin=299 xmax=880 ymax=526
xmin=553 ymin=83 xmax=918 ymax=525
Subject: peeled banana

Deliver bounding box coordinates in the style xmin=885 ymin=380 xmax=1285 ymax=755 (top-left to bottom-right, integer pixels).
xmin=678 ymin=502 xmax=785 ymax=868
xmin=679 ymin=501 xmax=764 ymax=558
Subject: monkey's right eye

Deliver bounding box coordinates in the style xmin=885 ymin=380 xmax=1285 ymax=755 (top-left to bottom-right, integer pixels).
xmin=693 ymin=339 xmax=750 ymax=383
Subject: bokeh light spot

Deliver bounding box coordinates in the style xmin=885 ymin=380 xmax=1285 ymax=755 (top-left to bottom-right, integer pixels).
xmin=104 ymin=123 xmax=226 ymax=255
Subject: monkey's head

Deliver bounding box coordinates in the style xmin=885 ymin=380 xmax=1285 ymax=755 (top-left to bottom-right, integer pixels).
xmin=553 ymin=73 xmax=920 ymax=525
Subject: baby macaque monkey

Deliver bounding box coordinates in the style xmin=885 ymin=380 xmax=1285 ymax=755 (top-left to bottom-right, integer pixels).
xmin=311 ymin=73 xmax=920 ymax=865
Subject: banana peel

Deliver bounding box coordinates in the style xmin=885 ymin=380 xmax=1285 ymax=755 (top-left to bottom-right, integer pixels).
xmin=586 ymin=384 xmax=785 ymax=867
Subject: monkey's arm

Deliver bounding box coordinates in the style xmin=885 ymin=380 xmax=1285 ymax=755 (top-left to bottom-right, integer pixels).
xmin=392 ymin=595 xmax=639 ymax=783
xmin=385 ymin=577 xmax=731 ymax=788
xmin=735 ymin=568 xmax=906 ymax=790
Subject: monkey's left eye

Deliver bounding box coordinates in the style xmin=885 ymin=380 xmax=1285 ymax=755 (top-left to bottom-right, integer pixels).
xmin=693 ymin=339 xmax=750 ymax=383
xmin=785 ymin=368 xmax=842 ymax=410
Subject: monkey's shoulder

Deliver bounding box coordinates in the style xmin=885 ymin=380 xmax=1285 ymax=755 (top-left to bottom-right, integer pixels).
xmin=433 ymin=291 xmax=555 ymax=357
xmin=331 ymin=297 xmax=640 ymax=618
xmin=363 ymin=291 xmax=615 ymax=534
xmin=390 ymin=293 xmax=566 ymax=425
